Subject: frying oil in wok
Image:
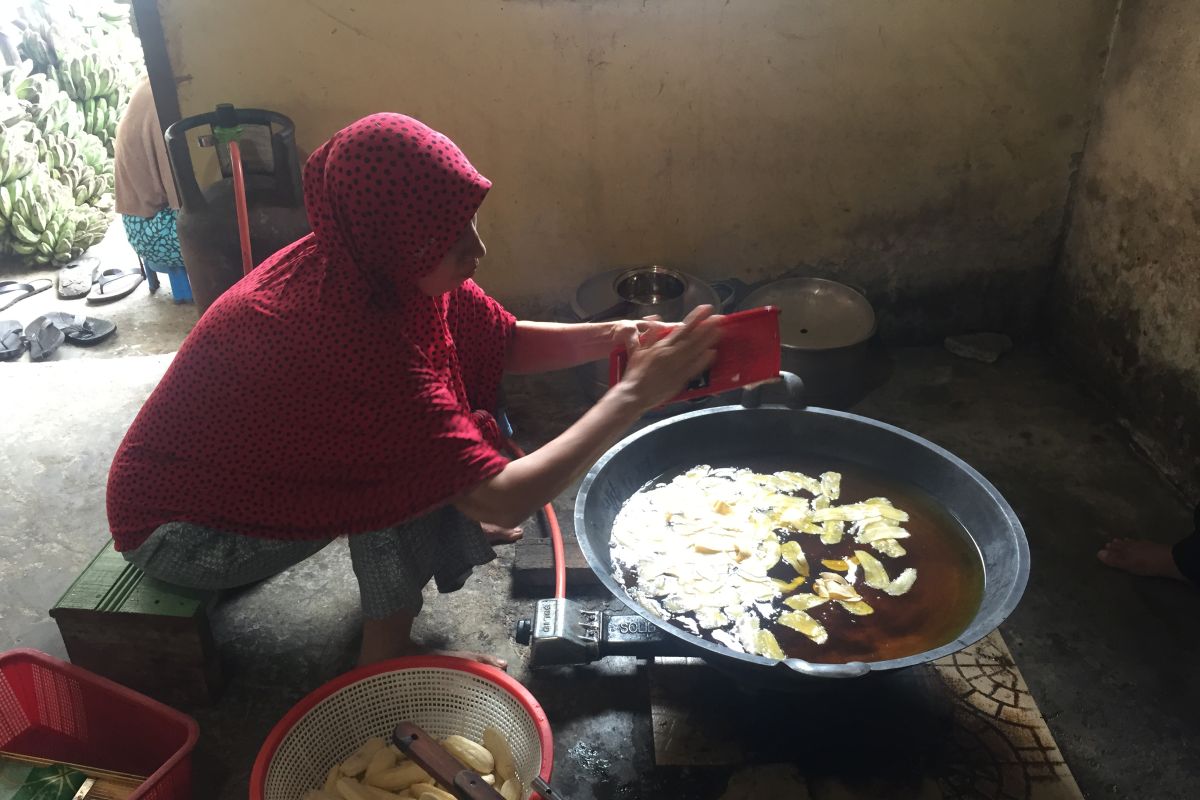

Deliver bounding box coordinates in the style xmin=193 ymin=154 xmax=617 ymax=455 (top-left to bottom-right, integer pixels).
xmin=618 ymin=457 xmax=984 ymax=664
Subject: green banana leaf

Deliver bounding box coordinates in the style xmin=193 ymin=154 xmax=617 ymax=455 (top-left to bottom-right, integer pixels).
xmin=0 ymin=758 xmax=88 ymax=800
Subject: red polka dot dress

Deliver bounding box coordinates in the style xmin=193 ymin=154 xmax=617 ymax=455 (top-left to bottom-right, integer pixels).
xmin=107 ymin=114 xmax=514 ymax=552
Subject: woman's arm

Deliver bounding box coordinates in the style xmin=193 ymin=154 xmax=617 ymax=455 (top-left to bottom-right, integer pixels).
xmin=504 ymin=319 xmax=671 ymax=374
xmin=457 ymin=307 xmax=720 ymax=527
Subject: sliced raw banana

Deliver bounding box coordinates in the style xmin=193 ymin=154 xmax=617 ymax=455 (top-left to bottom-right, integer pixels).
xmin=773 ymin=575 xmax=806 ymax=593
xmin=837 ymin=599 xmax=875 ymax=615
xmin=812 ymin=572 xmax=862 ymax=602
xmin=753 ymin=629 xmax=786 ymax=659
xmin=819 ymin=520 xmax=844 ymax=545
xmin=341 ymin=737 xmax=387 ymax=777
xmin=780 ymin=540 xmax=808 ymax=577
xmin=871 ymin=538 xmax=908 ymax=558
xmin=885 ymin=568 xmax=918 ymax=596
xmin=856 ymin=521 xmax=911 ymax=543
xmin=853 ymin=549 xmax=891 ymax=590
xmin=779 ymin=610 xmax=829 ymax=644
xmin=483 ymin=725 xmax=518 ymax=784
xmin=366 ymin=762 xmax=432 ymax=791
xmin=364 ymin=747 xmax=396 ymax=782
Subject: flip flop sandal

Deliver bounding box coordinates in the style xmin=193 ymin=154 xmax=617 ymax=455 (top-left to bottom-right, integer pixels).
xmin=86 ymin=267 xmax=144 ymax=304
xmin=24 ymin=316 xmax=65 ymax=361
xmin=57 ymin=256 xmax=100 ymax=300
xmin=0 ymin=278 xmax=53 ymax=312
xmin=40 ymin=311 xmax=116 ymax=346
xmin=0 ymin=320 xmax=25 ymax=361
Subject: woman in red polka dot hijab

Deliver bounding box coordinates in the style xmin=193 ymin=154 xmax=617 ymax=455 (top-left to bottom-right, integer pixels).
xmin=107 ymin=113 xmax=719 ymax=666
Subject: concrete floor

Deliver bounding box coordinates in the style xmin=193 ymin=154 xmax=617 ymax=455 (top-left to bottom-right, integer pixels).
xmin=1 ymin=304 xmax=1197 ymax=797
xmin=0 ymin=224 xmax=197 ymax=360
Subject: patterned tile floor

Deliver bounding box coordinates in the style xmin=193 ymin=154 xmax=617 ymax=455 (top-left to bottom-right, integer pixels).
xmin=651 ymin=632 xmax=1082 ymax=799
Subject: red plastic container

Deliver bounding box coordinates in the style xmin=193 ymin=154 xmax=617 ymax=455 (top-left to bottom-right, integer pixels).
xmin=0 ymin=649 xmax=198 ymax=800
xmin=609 ymin=305 xmax=783 ymax=405
xmin=251 ymin=655 xmax=553 ymax=800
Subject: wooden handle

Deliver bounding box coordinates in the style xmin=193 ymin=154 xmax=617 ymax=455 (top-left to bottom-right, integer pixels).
xmin=391 ymin=722 xmax=504 ymax=800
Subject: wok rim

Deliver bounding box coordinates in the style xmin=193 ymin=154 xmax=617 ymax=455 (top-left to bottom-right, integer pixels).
xmin=574 ymin=403 xmax=1031 ymax=676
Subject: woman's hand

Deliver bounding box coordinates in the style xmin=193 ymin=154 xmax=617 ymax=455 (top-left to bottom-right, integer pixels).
xmin=609 ymin=316 xmax=676 ymax=354
xmin=614 ymin=305 xmax=722 ymax=409
xmin=506 ymin=317 xmax=688 ymax=374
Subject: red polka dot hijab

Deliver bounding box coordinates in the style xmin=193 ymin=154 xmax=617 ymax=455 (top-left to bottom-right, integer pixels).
xmin=107 ymin=114 xmax=514 ymax=548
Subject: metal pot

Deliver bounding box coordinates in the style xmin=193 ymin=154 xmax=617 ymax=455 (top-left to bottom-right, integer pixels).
xmin=567 ymin=374 xmax=1029 ymax=684
xmin=736 ymin=278 xmax=877 ymax=408
xmin=569 ymin=267 xmax=722 ymax=403
xmin=581 ymin=266 xmax=689 ymax=323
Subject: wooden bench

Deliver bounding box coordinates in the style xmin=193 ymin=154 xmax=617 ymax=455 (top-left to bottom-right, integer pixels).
xmin=49 ymin=542 xmax=224 ymax=708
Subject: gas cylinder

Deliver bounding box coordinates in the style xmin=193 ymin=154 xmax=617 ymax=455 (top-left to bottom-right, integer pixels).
xmin=166 ymin=105 xmax=310 ymax=313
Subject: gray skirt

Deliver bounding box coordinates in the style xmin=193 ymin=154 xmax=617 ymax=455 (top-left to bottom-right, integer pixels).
xmin=121 ymin=506 xmax=496 ymax=619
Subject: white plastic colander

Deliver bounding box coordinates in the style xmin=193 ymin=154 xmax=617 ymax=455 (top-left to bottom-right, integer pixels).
xmin=250 ymin=656 xmax=553 ymax=800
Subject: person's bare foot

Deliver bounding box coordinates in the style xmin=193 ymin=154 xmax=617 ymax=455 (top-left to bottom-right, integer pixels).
xmin=1097 ymin=537 xmax=1187 ymax=581
xmin=482 ymin=521 xmax=523 ymax=545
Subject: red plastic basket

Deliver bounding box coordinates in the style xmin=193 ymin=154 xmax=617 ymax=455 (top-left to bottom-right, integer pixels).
xmin=0 ymin=649 xmax=198 ymax=800
xmin=251 ymin=655 xmax=553 ymax=800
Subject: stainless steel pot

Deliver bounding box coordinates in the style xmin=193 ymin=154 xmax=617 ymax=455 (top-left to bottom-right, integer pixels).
xmin=570 ymin=267 xmax=722 ymax=402
xmin=581 ymin=266 xmax=689 ymax=323
xmin=736 ymin=277 xmax=876 ymax=408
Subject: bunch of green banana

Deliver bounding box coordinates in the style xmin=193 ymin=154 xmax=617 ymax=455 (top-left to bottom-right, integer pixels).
xmin=1 ymin=60 xmax=35 ymax=96
xmin=3 ymin=175 xmax=111 ymax=265
xmin=97 ymin=3 xmax=130 ymax=26
xmin=0 ymin=172 xmax=30 ymax=231
xmin=18 ymin=26 xmax=58 ymax=73
xmin=56 ymin=161 xmax=113 ymax=209
xmin=80 ymin=92 xmax=120 ymax=143
xmin=37 ymin=130 xmax=71 ymax=173
xmin=72 ymin=204 xmax=112 ymax=252
xmin=41 ymin=93 xmax=85 ymax=137
xmin=62 ymin=204 xmax=112 ymax=263
xmin=0 ymin=126 xmax=37 ymax=187
xmin=15 ymin=75 xmax=84 ymax=138
xmin=56 ymin=52 xmax=119 ymax=102
xmin=78 ymin=131 xmax=112 ymax=175
xmin=4 ymin=165 xmax=76 ymax=265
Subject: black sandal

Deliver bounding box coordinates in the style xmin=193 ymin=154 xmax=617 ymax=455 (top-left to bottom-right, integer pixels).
xmin=57 ymin=256 xmax=101 ymax=300
xmin=0 ymin=278 xmax=53 ymax=312
xmin=86 ymin=268 xmax=145 ymax=304
xmin=0 ymin=320 xmax=25 ymax=360
xmin=24 ymin=316 xmax=66 ymax=361
xmin=41 ymin=311 xmax=116 ymax=346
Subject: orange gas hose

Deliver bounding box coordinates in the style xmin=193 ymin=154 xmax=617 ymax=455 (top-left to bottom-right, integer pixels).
xmin=504 ymin=439 xmax=566 ymax=600
xmin=229 ymin=140 xmax=254 ymax=276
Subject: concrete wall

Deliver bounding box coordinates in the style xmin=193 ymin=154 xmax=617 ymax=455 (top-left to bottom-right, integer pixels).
xmin=157 ymin=0 xmax=1117 ymax=338
xmin=1056 ymin=0 xmax=1200 ymax=498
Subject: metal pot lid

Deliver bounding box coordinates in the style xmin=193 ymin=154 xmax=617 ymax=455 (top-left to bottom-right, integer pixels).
xmin=738 ymin=277 xmax=876 ymax=351
xmin=572 ymin=267 xmax=719 ymax=321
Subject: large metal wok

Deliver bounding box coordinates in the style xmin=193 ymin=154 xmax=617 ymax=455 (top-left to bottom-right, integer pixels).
xmin=519 ymin=375 xmax=1029 ymax=683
